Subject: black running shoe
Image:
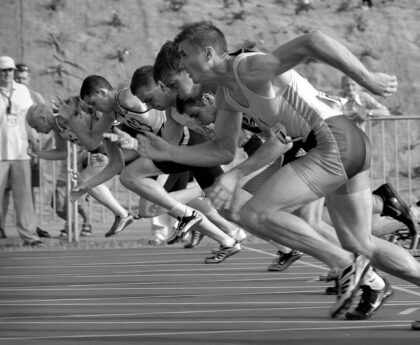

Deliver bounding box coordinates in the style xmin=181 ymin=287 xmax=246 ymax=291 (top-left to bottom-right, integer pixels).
xmin=412 ymin=321 xmax=420 ymax=330
xmin=373 ymin=183 xmax=419 ymax=236
xmin=345 ymin=279 xmax=393 ymax=320
xmin=330 ymin=253 xmax=371 ymax=318
xmin=36 ymin=227 xmax=51 ymax=238
xmin=167 ymin=211 xmax=202 ymax=245
xmin=204 ymin=243 xmax=241 ymax=264
xmin=267 ymin=250 xmax=303 ymax=272
xmin=105 ymin=213 xmax=134 ymax=237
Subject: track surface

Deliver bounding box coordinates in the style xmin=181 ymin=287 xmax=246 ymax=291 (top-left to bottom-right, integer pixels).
xmin=0 ymin=243 xmax=419 ymax=345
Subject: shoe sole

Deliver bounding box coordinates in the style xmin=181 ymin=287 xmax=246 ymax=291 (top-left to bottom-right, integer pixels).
xmin=330 ymin=258 xmax=371 ymax=318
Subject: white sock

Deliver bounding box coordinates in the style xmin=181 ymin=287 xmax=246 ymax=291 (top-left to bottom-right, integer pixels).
xmin=168 ymin=202 xmax=193 ymax=218
xmin=362 ymin=267 xmax=386 ymax=290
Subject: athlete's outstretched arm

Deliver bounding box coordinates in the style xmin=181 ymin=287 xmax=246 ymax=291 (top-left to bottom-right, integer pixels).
xmin=28 ymin=131 xmax=67 ymax=161
xmin=71 ymin=139 xmax=125 ymax=198
xmin=244 ymin=30 xmax=397 ymax=97
xmin=136 ymin=107 xmax=242 ymax=167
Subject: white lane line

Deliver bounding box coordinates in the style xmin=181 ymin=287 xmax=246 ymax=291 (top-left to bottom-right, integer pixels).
xmin=0 ymin=306 xmax=331 ymax=320
xmin=0 ymin=285 xmax=326 ymax=291
xmin=0 ymin=319 xmax=411 ymax=325
xmin=2 ymin=302 xmax=419 ymax=321
xmin=399 ymin=307 xmax=419 ymax=315
xmin=0 ymin=324 xmax=409 ymax=341
xmin=0 ymin=276 xmax=323 ymax=288
xmin=0 ymin=300 xmax=332 ymax=305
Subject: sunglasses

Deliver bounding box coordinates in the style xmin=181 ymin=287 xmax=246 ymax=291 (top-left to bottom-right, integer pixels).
xmin=16 ymin=65 xmax=29 ymax=72
xmin=1 ymin=68 xmax=15 ymax=72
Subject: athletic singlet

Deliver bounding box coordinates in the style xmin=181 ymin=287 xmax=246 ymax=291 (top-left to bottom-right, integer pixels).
xmin=114 ymin=88 xmax=166 ymax=134
xmin=169 ymin=106 xmax=215 ymax=140
xmin=222 ymin=52 xmax=343 ymax=142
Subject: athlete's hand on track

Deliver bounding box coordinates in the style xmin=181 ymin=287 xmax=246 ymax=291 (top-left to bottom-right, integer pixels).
xmin=136 ymin=131 xmax=171 ymax=161
xmin=206 ymin=170 xmax=242 ymax=211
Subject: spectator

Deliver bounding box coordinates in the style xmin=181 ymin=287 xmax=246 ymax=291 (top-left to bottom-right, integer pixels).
xmin=340 ymin=75 xmax=390 ymax=132
xmin=0 ymin=56 xmax=43 ymax=246
xmin=14 ymin=63 xmax=51 ymax=238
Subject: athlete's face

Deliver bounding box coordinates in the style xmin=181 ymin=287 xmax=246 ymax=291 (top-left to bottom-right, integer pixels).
xmin=162 ymin=70 xmax=196 ymax=100
xmin=83 ymin=90 xmax=112 ymax=113
xmin=29 ymin=115 xmax=52 ymax=134
xmin=134 ymin=82 xmax=171 ymax=111
xmin=184 ymin=102 xmax=216 ymax=126
xmin=178 ymin=41 xmax=209 ymax=84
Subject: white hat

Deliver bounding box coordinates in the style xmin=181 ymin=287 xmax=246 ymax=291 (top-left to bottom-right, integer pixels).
xmin=0 ymin=56 xmax=16 ymax=70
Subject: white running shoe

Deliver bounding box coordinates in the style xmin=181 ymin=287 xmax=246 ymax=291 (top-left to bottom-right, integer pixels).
xmin=330 ymin=253 xmax=371 ymax=318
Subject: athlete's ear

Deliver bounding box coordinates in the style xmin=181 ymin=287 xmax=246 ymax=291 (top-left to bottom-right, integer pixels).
xmin=157 ymin=81 xmax=166 ymax=91
xmin=97 ymin=88 xmax=108 ymax=97
xmin=204 ymin=46 xmax=214 ymax=60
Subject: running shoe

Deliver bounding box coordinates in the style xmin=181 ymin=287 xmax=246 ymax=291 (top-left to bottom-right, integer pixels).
xmin=412 ymin=321 xmax=420 ymax=330
xmin=325 ymin=279 xmax=338 ymax=295
xmin=105 ymin=213 xmax=134 ymax=237
xmin=36 ymin=227 xmax=51 ymax=238
xmin=167 ymin=210 xmax=203 ymax=245
xmin=373 ymin=183 xmax=419 ymax=236
xmin=80 ymin=224 xmax=92 ymax=237
xmin=330 ymin=253 xmax=371 ymax=318
xmin=184 ymin=230 xmax=205 ymax=248
xmin=204 ymin=243 xmax=241 ymax=264
xmin=267 ymin=250 xmax=303 ymax=272
xmin=23 ymin=240 xmax=45 ymax=248
xmin=345 ymin=279 xmax=393 ymax=320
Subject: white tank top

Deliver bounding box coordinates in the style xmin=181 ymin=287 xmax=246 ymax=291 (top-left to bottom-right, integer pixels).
xmin=223 ymin=52 xmax=343 ymax=141
xmin=114 ymin=88 xmax=166 ymax=134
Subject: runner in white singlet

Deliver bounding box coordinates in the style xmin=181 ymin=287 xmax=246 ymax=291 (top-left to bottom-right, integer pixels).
xmin=134 ymin=22 xmax=420 ymax=320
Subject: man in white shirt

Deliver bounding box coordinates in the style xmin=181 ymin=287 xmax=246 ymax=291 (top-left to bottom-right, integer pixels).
xmin=0 ymin=56 xmax=43 ymax=246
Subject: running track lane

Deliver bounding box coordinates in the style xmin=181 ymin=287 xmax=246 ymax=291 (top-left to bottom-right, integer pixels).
xmin=0 ymin=243 xmax=419 ymax=345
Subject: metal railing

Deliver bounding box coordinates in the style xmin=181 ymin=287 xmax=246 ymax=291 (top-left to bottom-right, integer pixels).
xmin=4 ymin=116 xmax=420 ymax=243
xmin=367 ymin=115 xmax=420 ymax=205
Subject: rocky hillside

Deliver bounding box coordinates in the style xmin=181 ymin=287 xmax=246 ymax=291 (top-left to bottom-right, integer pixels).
xmin=0 ymin=0 xmax=419 ymax=114
xmin=1 ymin=0 xmax=420 ymax=198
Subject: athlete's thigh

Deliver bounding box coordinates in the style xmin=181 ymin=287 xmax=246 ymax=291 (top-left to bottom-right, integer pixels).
xmin=123 ymin=156 xmax=162 ymax=177
xmin=247 ymin=163 xmax=319 ymax=212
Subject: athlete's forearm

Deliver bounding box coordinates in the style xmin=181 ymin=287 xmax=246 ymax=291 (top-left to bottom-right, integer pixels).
xmin=168 ymin=140 xmax=236 ymax=167
xmin=228 ymin=133 xmax=291 ymax=180
xmin=37 ymin=149 xmax=66 ymax=161
xmin=66 ymin=118 xmax=103 ymax=151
